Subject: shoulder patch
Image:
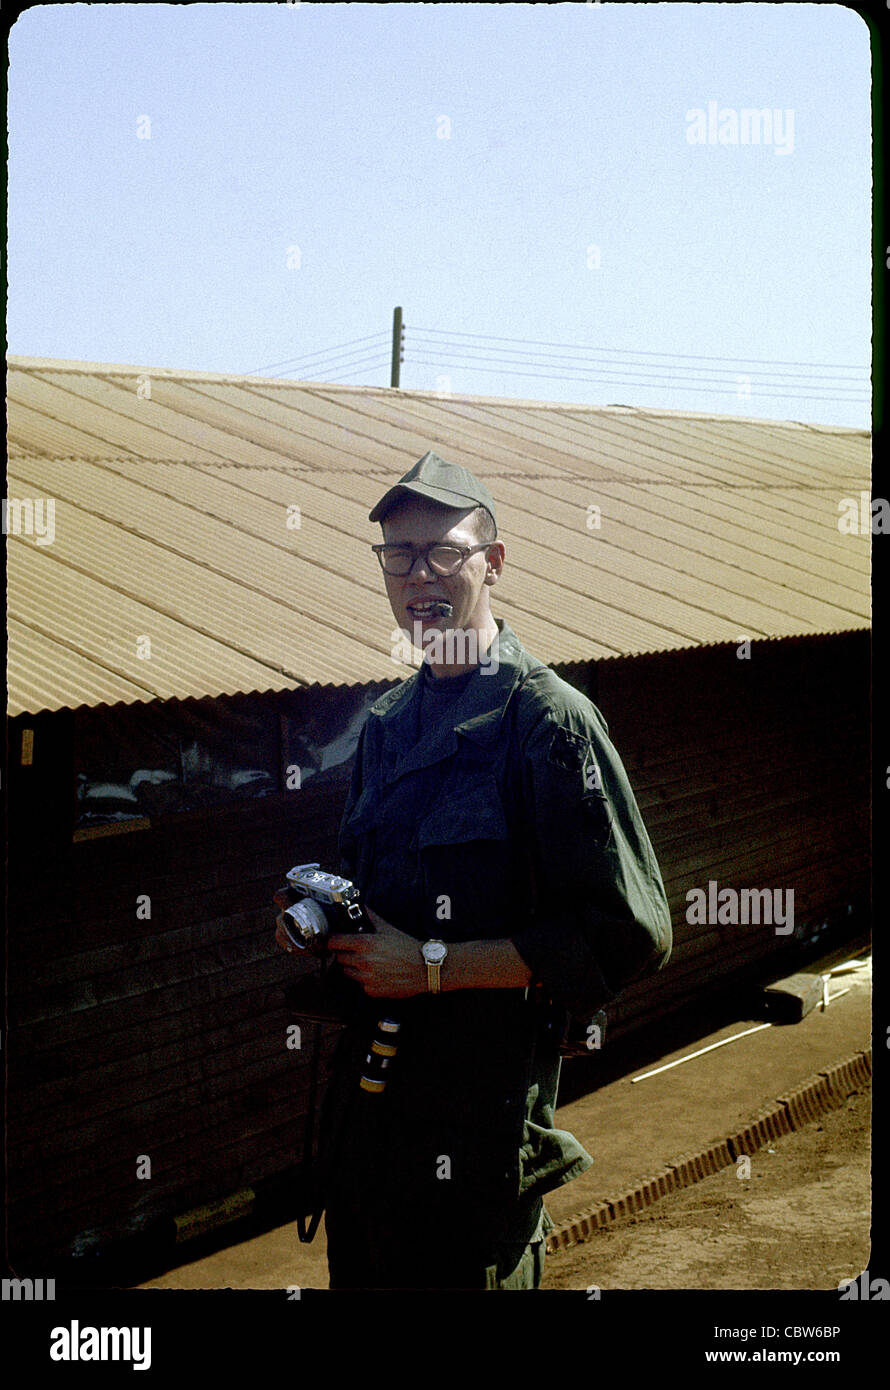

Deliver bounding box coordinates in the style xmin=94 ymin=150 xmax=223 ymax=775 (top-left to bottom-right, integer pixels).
xmin=547 ymin=726 xmax=590 ymax=773
xmin=546 ymin=727 xmax=613 ymax=847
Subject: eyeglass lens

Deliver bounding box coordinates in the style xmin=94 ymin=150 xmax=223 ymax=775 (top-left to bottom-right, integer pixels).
xmin=380 ymin=545 xmax=464 ymax=576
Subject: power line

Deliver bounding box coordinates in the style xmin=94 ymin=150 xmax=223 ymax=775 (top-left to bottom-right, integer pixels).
xmin=407 ymin=341 xmax=867 ymax=390
xmin=265 ymin=349 xmax=867 ymax=399
xmin=320 ymin=359 xmax=392 ymax=384
xmin=243 ymin=320 xmax=868 ymax=405
xmin=279 ymin=341 xmax=396 ymax=378
xmin=410 ymin=325 xmax=867 ymax=373
xmin=244 ymin=332 xmax=390 ymax=377
xmin=408 ymin=357 xmax=869 ymax=404
xmin=293 ymin=353 xmax=393 ymax=383
xmin=287 ymin=354 xmax=390 ymax=381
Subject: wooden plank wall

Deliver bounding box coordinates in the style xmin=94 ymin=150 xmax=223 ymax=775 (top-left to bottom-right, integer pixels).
xmin=7 ymin=707 xmax=352 ymax=1266
xmin=6 ymin=630 xmax=869 ymax=1264
xmin=560 ymin=630 xmax=870 ymax=1038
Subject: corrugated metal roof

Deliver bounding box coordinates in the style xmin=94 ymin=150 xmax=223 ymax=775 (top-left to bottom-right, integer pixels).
xmin=6 ymin=355 xmax=870 ymax=715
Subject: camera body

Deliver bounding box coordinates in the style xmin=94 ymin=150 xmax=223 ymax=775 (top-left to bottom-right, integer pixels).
xmin=276 ymin=863 xmax=371 ymax=954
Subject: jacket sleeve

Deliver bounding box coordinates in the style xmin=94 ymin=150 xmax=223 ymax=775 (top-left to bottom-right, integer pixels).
xmin=509 ymin=699 xmax=672 ymax=1019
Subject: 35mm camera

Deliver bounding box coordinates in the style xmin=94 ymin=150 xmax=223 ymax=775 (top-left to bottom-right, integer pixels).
xmin=276 ymin=863 xmax=371 ymax=953
xmin=274 ymin=864 xmax=399 ymax=1096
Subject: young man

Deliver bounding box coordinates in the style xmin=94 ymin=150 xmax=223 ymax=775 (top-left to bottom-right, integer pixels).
xmin=287 ymin=450 xmax=671 ymax=1289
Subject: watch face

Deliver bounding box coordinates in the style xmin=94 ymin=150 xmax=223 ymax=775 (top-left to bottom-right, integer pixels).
xmin=423 ymin=941 xmax=447 ymax=964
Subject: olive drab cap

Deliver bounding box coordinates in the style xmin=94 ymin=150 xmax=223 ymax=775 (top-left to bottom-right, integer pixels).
xmin=368 ymin=451 xmax=497 ymax=529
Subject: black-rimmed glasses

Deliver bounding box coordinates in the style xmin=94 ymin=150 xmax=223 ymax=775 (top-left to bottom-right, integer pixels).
xmin=371 ymin=541 xmax=492 ymax=577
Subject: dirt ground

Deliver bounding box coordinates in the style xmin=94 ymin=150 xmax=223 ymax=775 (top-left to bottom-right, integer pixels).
xmin=541 ymin=1082 xmax=871 ymax=1292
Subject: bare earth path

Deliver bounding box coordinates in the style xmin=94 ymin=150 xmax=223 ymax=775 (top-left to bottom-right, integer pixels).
xmin=542 ymin=1082 xmax=871 ymax=1291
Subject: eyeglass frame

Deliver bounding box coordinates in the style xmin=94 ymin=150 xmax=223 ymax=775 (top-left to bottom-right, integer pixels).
xmin=371 ymin=540 xmax=494 ymax=577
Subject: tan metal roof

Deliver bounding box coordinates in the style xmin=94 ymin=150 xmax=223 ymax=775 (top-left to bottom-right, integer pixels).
xmin=6 ymin=355 xmax=870 ymax=716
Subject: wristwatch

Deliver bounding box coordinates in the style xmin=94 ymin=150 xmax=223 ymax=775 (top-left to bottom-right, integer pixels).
xmin=421 ymin=939 xmax=448 ymax=994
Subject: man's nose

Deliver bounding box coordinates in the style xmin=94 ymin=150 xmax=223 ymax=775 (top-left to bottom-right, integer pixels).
xmin=405 ymin=553 xmax=435 ymax=579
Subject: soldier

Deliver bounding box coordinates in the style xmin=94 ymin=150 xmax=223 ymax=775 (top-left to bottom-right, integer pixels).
xmin=284 ymin=451 xmax=672 ymax=1290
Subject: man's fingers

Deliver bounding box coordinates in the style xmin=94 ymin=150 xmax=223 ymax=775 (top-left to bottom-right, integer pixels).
xmin=337 ymin=959 xmax=369 ymax=983
xmin=275 ymin=921 xmax=296 ymax=952
xmin=328 ymin=934 xmax=371 ymax=952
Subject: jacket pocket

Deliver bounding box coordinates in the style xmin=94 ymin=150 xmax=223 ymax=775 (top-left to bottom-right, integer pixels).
xmin=417 ymin=774 xmax=509 ymax=848
xmin=416 ymin=776 xmax=519 ymax=934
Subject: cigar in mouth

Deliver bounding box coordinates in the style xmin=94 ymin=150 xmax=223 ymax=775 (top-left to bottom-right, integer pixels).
xmin=427 ymin=601 xmax=454 ymax=618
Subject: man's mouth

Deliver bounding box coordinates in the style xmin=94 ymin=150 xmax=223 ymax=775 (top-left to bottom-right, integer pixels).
xmin=407 ymin=599 xmax=453 ymax=620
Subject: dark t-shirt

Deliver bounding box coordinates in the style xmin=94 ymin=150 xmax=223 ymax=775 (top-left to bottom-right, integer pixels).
xmin=417 ymin=659 xmax=475 ymax=736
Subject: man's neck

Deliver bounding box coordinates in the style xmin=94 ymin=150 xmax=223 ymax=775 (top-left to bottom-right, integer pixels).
xmin=423 ymin=617 xmax=498 ymax=679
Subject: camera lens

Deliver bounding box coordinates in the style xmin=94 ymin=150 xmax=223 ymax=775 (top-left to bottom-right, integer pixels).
xmin=359 ymin=1017 xmax=401 ymax=1094
xmin=283 ymin=898 xmax=330 ymax=951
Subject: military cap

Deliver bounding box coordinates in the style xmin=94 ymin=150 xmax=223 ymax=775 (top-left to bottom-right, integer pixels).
xmin=368 ymin=451 xmax=497 ymax=529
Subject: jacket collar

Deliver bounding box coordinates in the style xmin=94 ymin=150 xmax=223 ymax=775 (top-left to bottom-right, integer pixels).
xmin=367 ymin=620 xmax=532 ymax=775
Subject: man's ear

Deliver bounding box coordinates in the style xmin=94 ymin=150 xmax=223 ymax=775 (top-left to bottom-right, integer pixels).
xmin=484 ymin=541 xmax=506 ymax=585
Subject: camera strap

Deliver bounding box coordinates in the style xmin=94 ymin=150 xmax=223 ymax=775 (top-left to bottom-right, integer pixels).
xmin=291 ymin=956 xmax=349 ymax=1244
xmin=296 ymin=1030 xmax=324 ymax=1243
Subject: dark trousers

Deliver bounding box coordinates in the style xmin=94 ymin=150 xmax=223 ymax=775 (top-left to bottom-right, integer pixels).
xmin=325 ymin=1193 xmax=551 ymax=1290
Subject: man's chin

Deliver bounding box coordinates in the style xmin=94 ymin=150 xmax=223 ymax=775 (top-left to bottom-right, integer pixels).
xmin=402 ymin=615 xmax=451 ymax=643
xmin=392 ymin=620 xmax=498 ymax=674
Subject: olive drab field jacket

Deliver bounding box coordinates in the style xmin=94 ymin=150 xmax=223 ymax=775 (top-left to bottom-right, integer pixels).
xmin=322 ymin=618 xmax=672 ymax=1230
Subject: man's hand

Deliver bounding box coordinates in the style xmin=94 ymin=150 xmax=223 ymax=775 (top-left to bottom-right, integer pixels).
xmin=327 ymin=905 xmax=426 ymax=998
xmin=274 ymin=916 xmax=299 ymax=954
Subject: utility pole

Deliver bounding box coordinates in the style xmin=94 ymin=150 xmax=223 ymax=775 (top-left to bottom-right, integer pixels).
xmin=390 ymin=306 xmax=404 ymax=388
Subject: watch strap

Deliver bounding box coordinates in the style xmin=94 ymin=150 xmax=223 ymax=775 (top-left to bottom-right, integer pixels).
xmin=422 ymin=939 xmax=447 ymax=994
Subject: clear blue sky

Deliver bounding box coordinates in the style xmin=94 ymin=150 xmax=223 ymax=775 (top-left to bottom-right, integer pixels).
xmin=8 ymin=2 xmax=872 ymax=427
